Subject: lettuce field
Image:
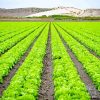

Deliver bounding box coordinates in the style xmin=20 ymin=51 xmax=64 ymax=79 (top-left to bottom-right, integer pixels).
xmin=0 ymin=22 xmax=100 ymax=100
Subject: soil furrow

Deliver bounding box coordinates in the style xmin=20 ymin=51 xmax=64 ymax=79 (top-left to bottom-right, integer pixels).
xmin=0 ymin=25 xmax=46 ymax=97
xmin=55 ymin=26 xmax=100 ymax=100
xmin=56 ymin=24 xmax=100 ymax=60
xmin=38 ymin=23 xmax=54 ymax=100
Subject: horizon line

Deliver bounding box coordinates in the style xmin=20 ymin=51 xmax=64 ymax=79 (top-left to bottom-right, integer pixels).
xmin=0 ymin=6 xmax=100 ymax=10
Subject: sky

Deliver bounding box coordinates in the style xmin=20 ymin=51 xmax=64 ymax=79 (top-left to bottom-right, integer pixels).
xmin=0 ymin=0 xmax=100 ymax=9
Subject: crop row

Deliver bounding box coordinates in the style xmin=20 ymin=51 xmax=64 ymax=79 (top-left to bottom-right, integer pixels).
xmin=59 ymin=22 xmax=100 ymax=37
xmin=79 ymin=28 xmax=100 ymax=37
xmin=0 ymin=23 xmax=47 ymax=83
xmin=51 ymin=24 xmax=90 ymax=99
xmin=61 ymin=25 xmax=100 ymax=43
xmin=54 ymin=23 xmax=100 ymax=91
xmin=0 ymin=22 xmax=35 ymax=37
xmin=56 ymin=23 xmax=100 ymax=57
xmin=0 ymin=25 xmax=36 ymax=43
xmin=1 ymin=23 xmax=49 ymax=100
xmin=0 ymin=23 xmax=43 ymax=55
xmin=0 ymin=22 xmax=99 ymax=100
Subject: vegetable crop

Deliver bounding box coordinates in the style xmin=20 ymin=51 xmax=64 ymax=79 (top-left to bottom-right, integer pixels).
xmin=0 ymin=22 xmax=100 ymax=100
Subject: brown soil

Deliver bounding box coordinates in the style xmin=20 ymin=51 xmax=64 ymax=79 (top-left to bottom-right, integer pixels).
xmin=38 ymin=23 xmax=54 ymax=100
xmin=56 ymin=24 xmax=100 ymax=60
xmin=0 ymin=25 xmax=46 ymax=97
xmin=55 ymin=25 xmax=100 ymax=99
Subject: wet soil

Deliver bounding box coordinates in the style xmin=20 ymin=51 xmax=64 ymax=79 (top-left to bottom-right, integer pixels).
xmin=38 ymin=23 xmax=54 ymax=100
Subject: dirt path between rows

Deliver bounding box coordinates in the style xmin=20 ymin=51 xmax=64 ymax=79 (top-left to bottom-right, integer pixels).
xmin=54 ymin=25 xmax=100 ymax=100
xmin=38 ymin=23 xmax=54 ymax=100
xmin=61 ymin=36 xmax=100 ymax=100
xmin=0 ymin=25 xmax=46 ymax=97
xmin=56 ymin=24 xmax=100 ymax=60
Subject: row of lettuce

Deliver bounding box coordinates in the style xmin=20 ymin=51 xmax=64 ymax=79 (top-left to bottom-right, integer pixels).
xmin=0 ymin=22 xmax=35 ymax=37
xmin=54 ymin=23 xmax=100 ymax=91
xmin=1 ymin=22 xmax=99 ymax=99
xmin=58 ymin=22 xmax=100 ymax=37
xmin=0 ymin=25 xmax=34 ymax=43
xmin=51 ymin=24 xmax=90 ymax=99
xmin=0 ymin=23 xmax=43 ymax=55
xmin=1 ymin=23 xmax=91 ymax=100
xmin=0 ymin=23 xmax=47 ymax=83
xmin=55 ymin=22 xmax=100 ymax=57
xmin=1 ymin=24 xmax=49 ymax=100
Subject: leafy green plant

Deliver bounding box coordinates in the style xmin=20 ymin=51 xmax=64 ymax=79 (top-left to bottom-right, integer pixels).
xmin=0 ymin=23 xmax=43 ymax=55
xmin=1 ymin=24 xmax=49 ymax=99
xmin=51 ymin=24 xmax=90 ymax=100
xmin=0 ymin=23 xmax=47 ymax=83
xmin=55 ymin=22 xmax=100 ymax=91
